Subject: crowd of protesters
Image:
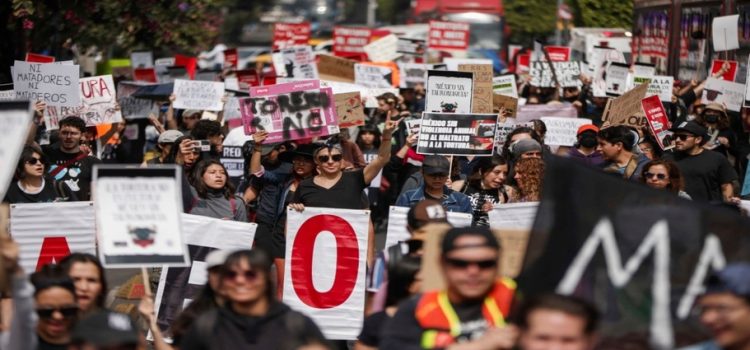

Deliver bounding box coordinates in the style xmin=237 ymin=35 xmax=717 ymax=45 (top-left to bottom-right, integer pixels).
xmin=1 ymin=46 xmax=750 ymax=350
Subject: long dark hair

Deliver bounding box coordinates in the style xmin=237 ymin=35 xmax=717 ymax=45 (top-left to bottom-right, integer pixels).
xmin=355 ymin=124 xmax=382 ymax=150
xmin=192 ymin=159 xmax=236 ymax=199
xmin=16 ymin=144 xmax=48 ymax=180
xmin=164 ymin=135 xmax=195 ymax=164
xmin=467 ymin=156 xmax=507 ymax=189
xmin=641 ymin=159 xmax=685 ymax=195
xmin=386 ymin=255 xmax=421 ymax=307
xmin=59 ymin=253 xmax=108 ymax=309
xmin=170 ymin=284 xmax=220 ymax=344
xmin=221 ymin=249 xmax=275 ymax=303
xmin=31 ymin=264 xmax=76 ymax=298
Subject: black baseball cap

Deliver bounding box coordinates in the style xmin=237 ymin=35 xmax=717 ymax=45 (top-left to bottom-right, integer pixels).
xmin=669 ymin=121 xmax=707 ymax=138
xmin=71 ymin=310 xmax=140 ymax=346
xmin=422 ymin=155 xmax=450 ymax=175
xmin=441 ymin=227 xmax=500 ymax=254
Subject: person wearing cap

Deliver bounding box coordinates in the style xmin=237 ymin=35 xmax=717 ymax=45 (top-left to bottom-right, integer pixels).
xmin=597 ymin=125 xmax=650 ymax=181
xmin=510 ymin=139 xmax=543 ymax=160
xmin=568 ymin=124 xmax=605 ymax=167
xmin=695 ymin=102 xmax=737 ymax=159
xmin=146 ymin=130 xmax=184 ymax=165
xmin=395 ymin=155 xmax=473 ymax=214
xmin=191 ymin=119 xmax=224 ymax=160
xmin=668 ymin=120 xmax=737 ymax=202
xmin=680 ymin=263 xmax=750 ymax=350
xmin=69 ymin=310 xmax=142 ymax=350
xmin=380 ymin=227 xmax=517 ymax=349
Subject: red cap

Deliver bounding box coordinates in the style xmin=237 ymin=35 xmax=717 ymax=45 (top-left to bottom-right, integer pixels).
xmin=577 ymin=124 xmax=599 ymax=136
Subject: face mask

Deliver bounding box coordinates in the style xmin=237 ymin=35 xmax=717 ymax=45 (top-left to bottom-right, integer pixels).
xmin=579 ymin=134 xmax=598 ymax=148
xmin=704 ymin=114 xmax=719 ymax=123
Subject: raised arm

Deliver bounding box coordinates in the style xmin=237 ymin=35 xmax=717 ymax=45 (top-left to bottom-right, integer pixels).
xmin=166 ymin=94 xmax=179 ymax=130
xmin=363 ymin=116 xmax=397 ymax=184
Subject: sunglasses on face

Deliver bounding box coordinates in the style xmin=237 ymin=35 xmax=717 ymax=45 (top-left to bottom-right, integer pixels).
xmin=674 ymin=134 xmax=694 ymax=141
xmin=223 ymin=269 xmax=258 ymax=282
xmin=445 ymin=257 xmax=497 ymax=270
xmin=36 ymin=306 xmax=78 ymax=319
xmin=25 ymin=158 xmax=42 ymax=165
xmin=318 ymin=154 xmax=343 ymax=163
xmin=645 ymin=172 xmax=667 ymax=180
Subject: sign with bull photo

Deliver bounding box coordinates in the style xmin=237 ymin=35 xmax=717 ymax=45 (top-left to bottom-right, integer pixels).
xmin=425 ymin=70 xmax=473 ymax=114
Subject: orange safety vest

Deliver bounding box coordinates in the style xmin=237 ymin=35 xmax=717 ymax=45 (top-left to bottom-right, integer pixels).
xmin=415 ymin=278 xmax=516 ymax=349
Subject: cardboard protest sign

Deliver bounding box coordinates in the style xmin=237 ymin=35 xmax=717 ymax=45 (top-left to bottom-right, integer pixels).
xmin=117 ymin=81 xmax=158 ymax=120
xmin=641 ymin=95 xmax=674 ymax=150
xmin=317 ymin=54 xmax=356 ymax=83
xmin=333 ymin=26 xmax=371 ymax=59
xmin=26 ymin=53 xmax=55 ymax=63
xmin=492 ymin=75 xmax=518 ymax=98
xmin=0 ymin=101 xmax=33 ymax=201
xmin=172 ymin=79 xmax=225 ymax=111
xmin=492 ymin=94 xmax=518 ymax=117
xmin=544 ymin=46 xmax=571 ymax=61
xmin=605 ymin=62 xmax=630 ymax=96
xmin=130 ymin=51 xmax=154 ymax=69
xmin=519 ymin=157 xmax=750 ymax=349
xmin=153 ymin=213 xmax=256 ymax=340
xmin=397 ymin=37 xmax=427 ymax=56
xmin=417 ymin=112 xmax=498 ymax=156
xmin=10 ymin=202 xmax=97 ymax=273
xmin=12 ymin=61 xmax=80 ymax=107
xmin=712 ymin=15 xmax=740 ymax=52
xmin=530 ymin=61 xmax=581 ymax=88
xmin=540 ymin=117 xmax=593 ymax=146
xmin=354 ymin=63 xmax=394 ymax=88
xmin=44 ymin=75 xmax=123 ymax=128
xmin=283 ymin=207 xmax=369 ymax=340
xmin=443 ymin=58 xmax=492 ymax=72
xmin=702 ymin=78 xmax=745 ymax=112
xmin=399 ymin=63 xmax=429 ymax=88
xmin=364 ymin=34 xmax=401 ymax=62
xmin=384 ymin=206 xmax=472 ymax=250
xmin=273 ymin=22 xmax=312 ymax=50
xmin=94 ymin=165 xmax=189 ymax=268
xmin=334 ymin=92 xmax=365 ymax=128
xmin=275 ymin=46 xmax=319 ymax=81
xmin=426 ymin=70 xmax=473 ymax=113
xmin=428 ymin=20 xmax=470 ymax=51
xmin=241 ymin=80 xmax=339 ymax=143
xmin=710 ymin=60 xmax=739 ymax=81
xmin=516 ymin=104 xmax=577 ymax=124
xmin=458 ymin=64 xmax=493 ymax=113
xmin=602 ymin=82 xmax=649 ymax=127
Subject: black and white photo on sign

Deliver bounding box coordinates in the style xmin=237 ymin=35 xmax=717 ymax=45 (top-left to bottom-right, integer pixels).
xmin=417 ymin=112 xmax=498 ymax=156
xmin=354 ymin=64 xmax=394 ymax=88
xmin=399 ymin=63 xmax=430 ymax=88
xmin=492 ymin=75 xmax=518 ymax=98
xmin=425 ymin=70 xmax=473 ymax=113
xmin=172 ymin=79 xmax=225 ymax=111
xmin=588 ymin=47 xmax=626 ymax=97
xmin=94 ymin=166 xmax=189 ymax=268
xmin=396 ymin=37 xmax=427 ymax=56
xmin=275 ymin=46 xmax=319 ymax=81
xmin=0 ymin=101 xmax=34 ymax=200
xmin=702 ymin=77 xmax=745 ymax=112
xmin=530 ymin=61 xmax=582 ymax=88
xmin=12 ymin=60 xmax=80 ymax=107
xmin=605 ymin=62 xmax=630 ymax=96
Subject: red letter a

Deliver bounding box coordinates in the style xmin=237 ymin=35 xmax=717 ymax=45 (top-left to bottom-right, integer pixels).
xmin=36 ymin=237 xmax=71 ymax=271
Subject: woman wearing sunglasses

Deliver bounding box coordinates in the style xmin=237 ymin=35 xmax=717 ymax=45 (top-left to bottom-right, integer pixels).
xmin=30 ymin=264 xmax=79 ymax=350
xmin=180 ymin=249 xmax=329 ymax=350
xmin=3 ymin=145 xmax=76 ymax=204
xmin=641 ymin=160 xmax=692 ymax=199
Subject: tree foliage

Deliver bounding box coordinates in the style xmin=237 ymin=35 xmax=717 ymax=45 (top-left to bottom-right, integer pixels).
xmin=573 ymin=0 xmax=633 ymax=29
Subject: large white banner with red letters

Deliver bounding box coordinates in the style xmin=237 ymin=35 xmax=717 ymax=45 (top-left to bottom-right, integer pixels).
xmin=283 ymin=207 xmax=369 ymax=340
xmin=10 ymin=202 xmax=97 ymax=273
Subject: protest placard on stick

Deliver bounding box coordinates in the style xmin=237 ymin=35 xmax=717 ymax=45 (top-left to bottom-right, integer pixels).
xmin=417 ymin=112 xmax=498 ymax=156
xmin=602 ymin=83 xmax=649 ymax=127
xmin=540 ymin=117 xmax=593 ymax=146
xmin=318 ymin=55 xmax=356 ymax=82
xmin=703 ymin=77 xmax=745 ymax=112
xmin=458 ymin=64 xmax=493 ymax=113
xmin=172 ymin=79 xmax=225 ymax=111
xmin=425 ymin=70 xmax=473 ymax=113
xmin=12 ymin=61 xmax=80 ymax=107
xmin=641 ymin=95 xmax=674 ymax=150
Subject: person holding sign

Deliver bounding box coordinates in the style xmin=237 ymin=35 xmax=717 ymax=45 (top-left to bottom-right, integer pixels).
xmin=459 ymin=157 xmax=517 ymax=226
xmin=180 ymin=250 xmax=329 ymax=350
xmin=188 ymin=160 xmax=247 ymax=221
xmin=395 ymin=155 xmax=473 ymax=214
xmin=381 ymin=227 xmax=517 ymax=349
xmin=3 ymin=145 xmax=77 ymax=203
xmin=41 ymin=116 xmax=101 ymax=201
xmin=695 ymin=103 xmax=736 ymax=160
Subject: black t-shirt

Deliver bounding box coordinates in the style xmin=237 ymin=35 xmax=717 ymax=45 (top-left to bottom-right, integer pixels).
xmin=357 ymin=311 xmax=391 ymax=347
xmin=37 ymin=336 xmax=67 ymax=350
xmin=3 ymin=178 xmax=73 ymax=204
xmin=670 ymin=150 xmax=737 ymax=202
xmin=380 ymin=295 xmax=489 ymax=349
xmin=462 ymin=183 xmax=502 ymax=227
xmin=293 ymin=170 xmax=368 ymax=209
xmin=42 ymin=144 xmax=101 ymax=201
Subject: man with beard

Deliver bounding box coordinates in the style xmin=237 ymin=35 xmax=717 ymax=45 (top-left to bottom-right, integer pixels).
xmin=42 ymin=116 xmax=101 ymax=201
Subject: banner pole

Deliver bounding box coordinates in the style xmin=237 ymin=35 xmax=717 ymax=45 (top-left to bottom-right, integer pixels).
xmin=141 ymin=267 xmax=152 ymax=296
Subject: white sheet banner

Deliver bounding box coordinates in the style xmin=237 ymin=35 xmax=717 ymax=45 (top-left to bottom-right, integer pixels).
xmin=540 ymin=117 xmax=593 ymax=146
xmin=488 ymin=202 xmax=540 ymax=231
xmin=10 ymin=202 xmax=96 ymax=273
xmin=385 ymin=206 xmax=473 ymax=250
xmin=152 ymin=213 xmax=256 ymax=340
xmin=283 ymin=207 xmax=369 ymax=340
xmin=172 ymin=79 xmax=225 ymax=111
xmin=0 ymin=101 xmax=33 ymax=201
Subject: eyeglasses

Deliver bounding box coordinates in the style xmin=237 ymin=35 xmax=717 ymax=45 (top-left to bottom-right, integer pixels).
xmin=444 ymin=257 xmax=497 ymax=270
xmin=36 ymin=306 xmax=78 ymax=319
xmin=318 ymin=154 xmax=343 ymax=163
xmin=25 ymin=158 xmax=42 ymax=165
xmin=223 ymin=269 xmax=258 ymax=282
xmin=645 ymin=172 xmax=667 ymax=180
xmin=674 ymin=134 xmax=694 ymax=141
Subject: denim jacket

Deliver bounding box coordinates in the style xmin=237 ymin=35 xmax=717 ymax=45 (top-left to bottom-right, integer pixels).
xmin=395 ymin=185 xmax=473 ymax=214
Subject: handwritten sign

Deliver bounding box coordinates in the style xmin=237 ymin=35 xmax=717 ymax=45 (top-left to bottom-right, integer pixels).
xmin=540 ymin=117 xmax=593 ymax=146
xmin=602 ymin=83 xmax=649 ymax=126
xmin=458 ymin=64 xmax=493 ymax=113
xmin=12 ymin=61 xmax=80 ymax=107
xmin=492 ymin=75 xmax=518 ymax=98
xmin=354 ymin=63 xmax=394 ymax=88
xmin=172 ymin=79 xmax=225 ymax=111
xmin=426 ymin=70 xmax=473 ymax=114
xmin=703 ymin=78 xmax=745 ymax=112
xmin=334 ymin=92 xmax=365 ymax=128
xmin=45 ymin=75 xmax=123 ymax=128
xmin=318 ymin=55 xmax=356 ymax=82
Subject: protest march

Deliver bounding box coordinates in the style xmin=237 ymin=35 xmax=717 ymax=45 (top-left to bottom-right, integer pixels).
xmin=2 ymin=1 xmax=750 ymax=350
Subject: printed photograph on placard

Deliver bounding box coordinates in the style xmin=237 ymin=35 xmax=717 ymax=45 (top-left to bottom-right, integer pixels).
xmin=425 ymin=70 xmax=473 ymax=114
xmin=416 ymin=112 xmax=499 ymax=156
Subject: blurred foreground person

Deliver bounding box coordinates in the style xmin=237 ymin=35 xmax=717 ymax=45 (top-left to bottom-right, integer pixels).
xmin=516 ymin=293 xmax=599 ymax=350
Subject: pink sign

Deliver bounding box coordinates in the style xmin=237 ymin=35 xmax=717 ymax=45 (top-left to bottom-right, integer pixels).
xmin=544 ymin=46 xmax=571 ymax=61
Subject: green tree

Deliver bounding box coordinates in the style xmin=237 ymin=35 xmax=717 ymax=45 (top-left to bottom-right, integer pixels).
xmin=504 ymin=0 xmax=557 ymax=45
xmin=573 ymin=0 xmax=632 ymax=29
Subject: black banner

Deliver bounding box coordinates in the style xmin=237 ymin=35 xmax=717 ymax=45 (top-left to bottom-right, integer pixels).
xmin=416 ymin=112 xmax=498 ymax=156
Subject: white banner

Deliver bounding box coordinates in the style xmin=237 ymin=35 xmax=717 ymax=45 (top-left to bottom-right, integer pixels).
xmin=492 ymin=75 xmax=518 ymax=98
xmin=0 ymin=101 xmax=33 ymax=201
xmin=152 ymin=213 xmax=256 ymax=340
xmin=384 ymin=206 xmax=473 ymax=250
xmin=364 ymin=34 xmax=401 ymax=62
xmin=12 ymin=60 xmax=80 ymax=107
xmin=703 ymin=78 xmax=745 ymax=112
xmin=10 ymin=202 xmax=97 ymax=273
xmin=540 ymin=117 xmax=593 ymax=146
xmin=283 ymin=207 xmax=369 ymax=340
xmin=172 ymin=79 xmax=225 ymax=111
xmin=488 ymin=202 xmax=539 ymax=231
xmin=354 ymin=64 xmax=394 ymax=88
